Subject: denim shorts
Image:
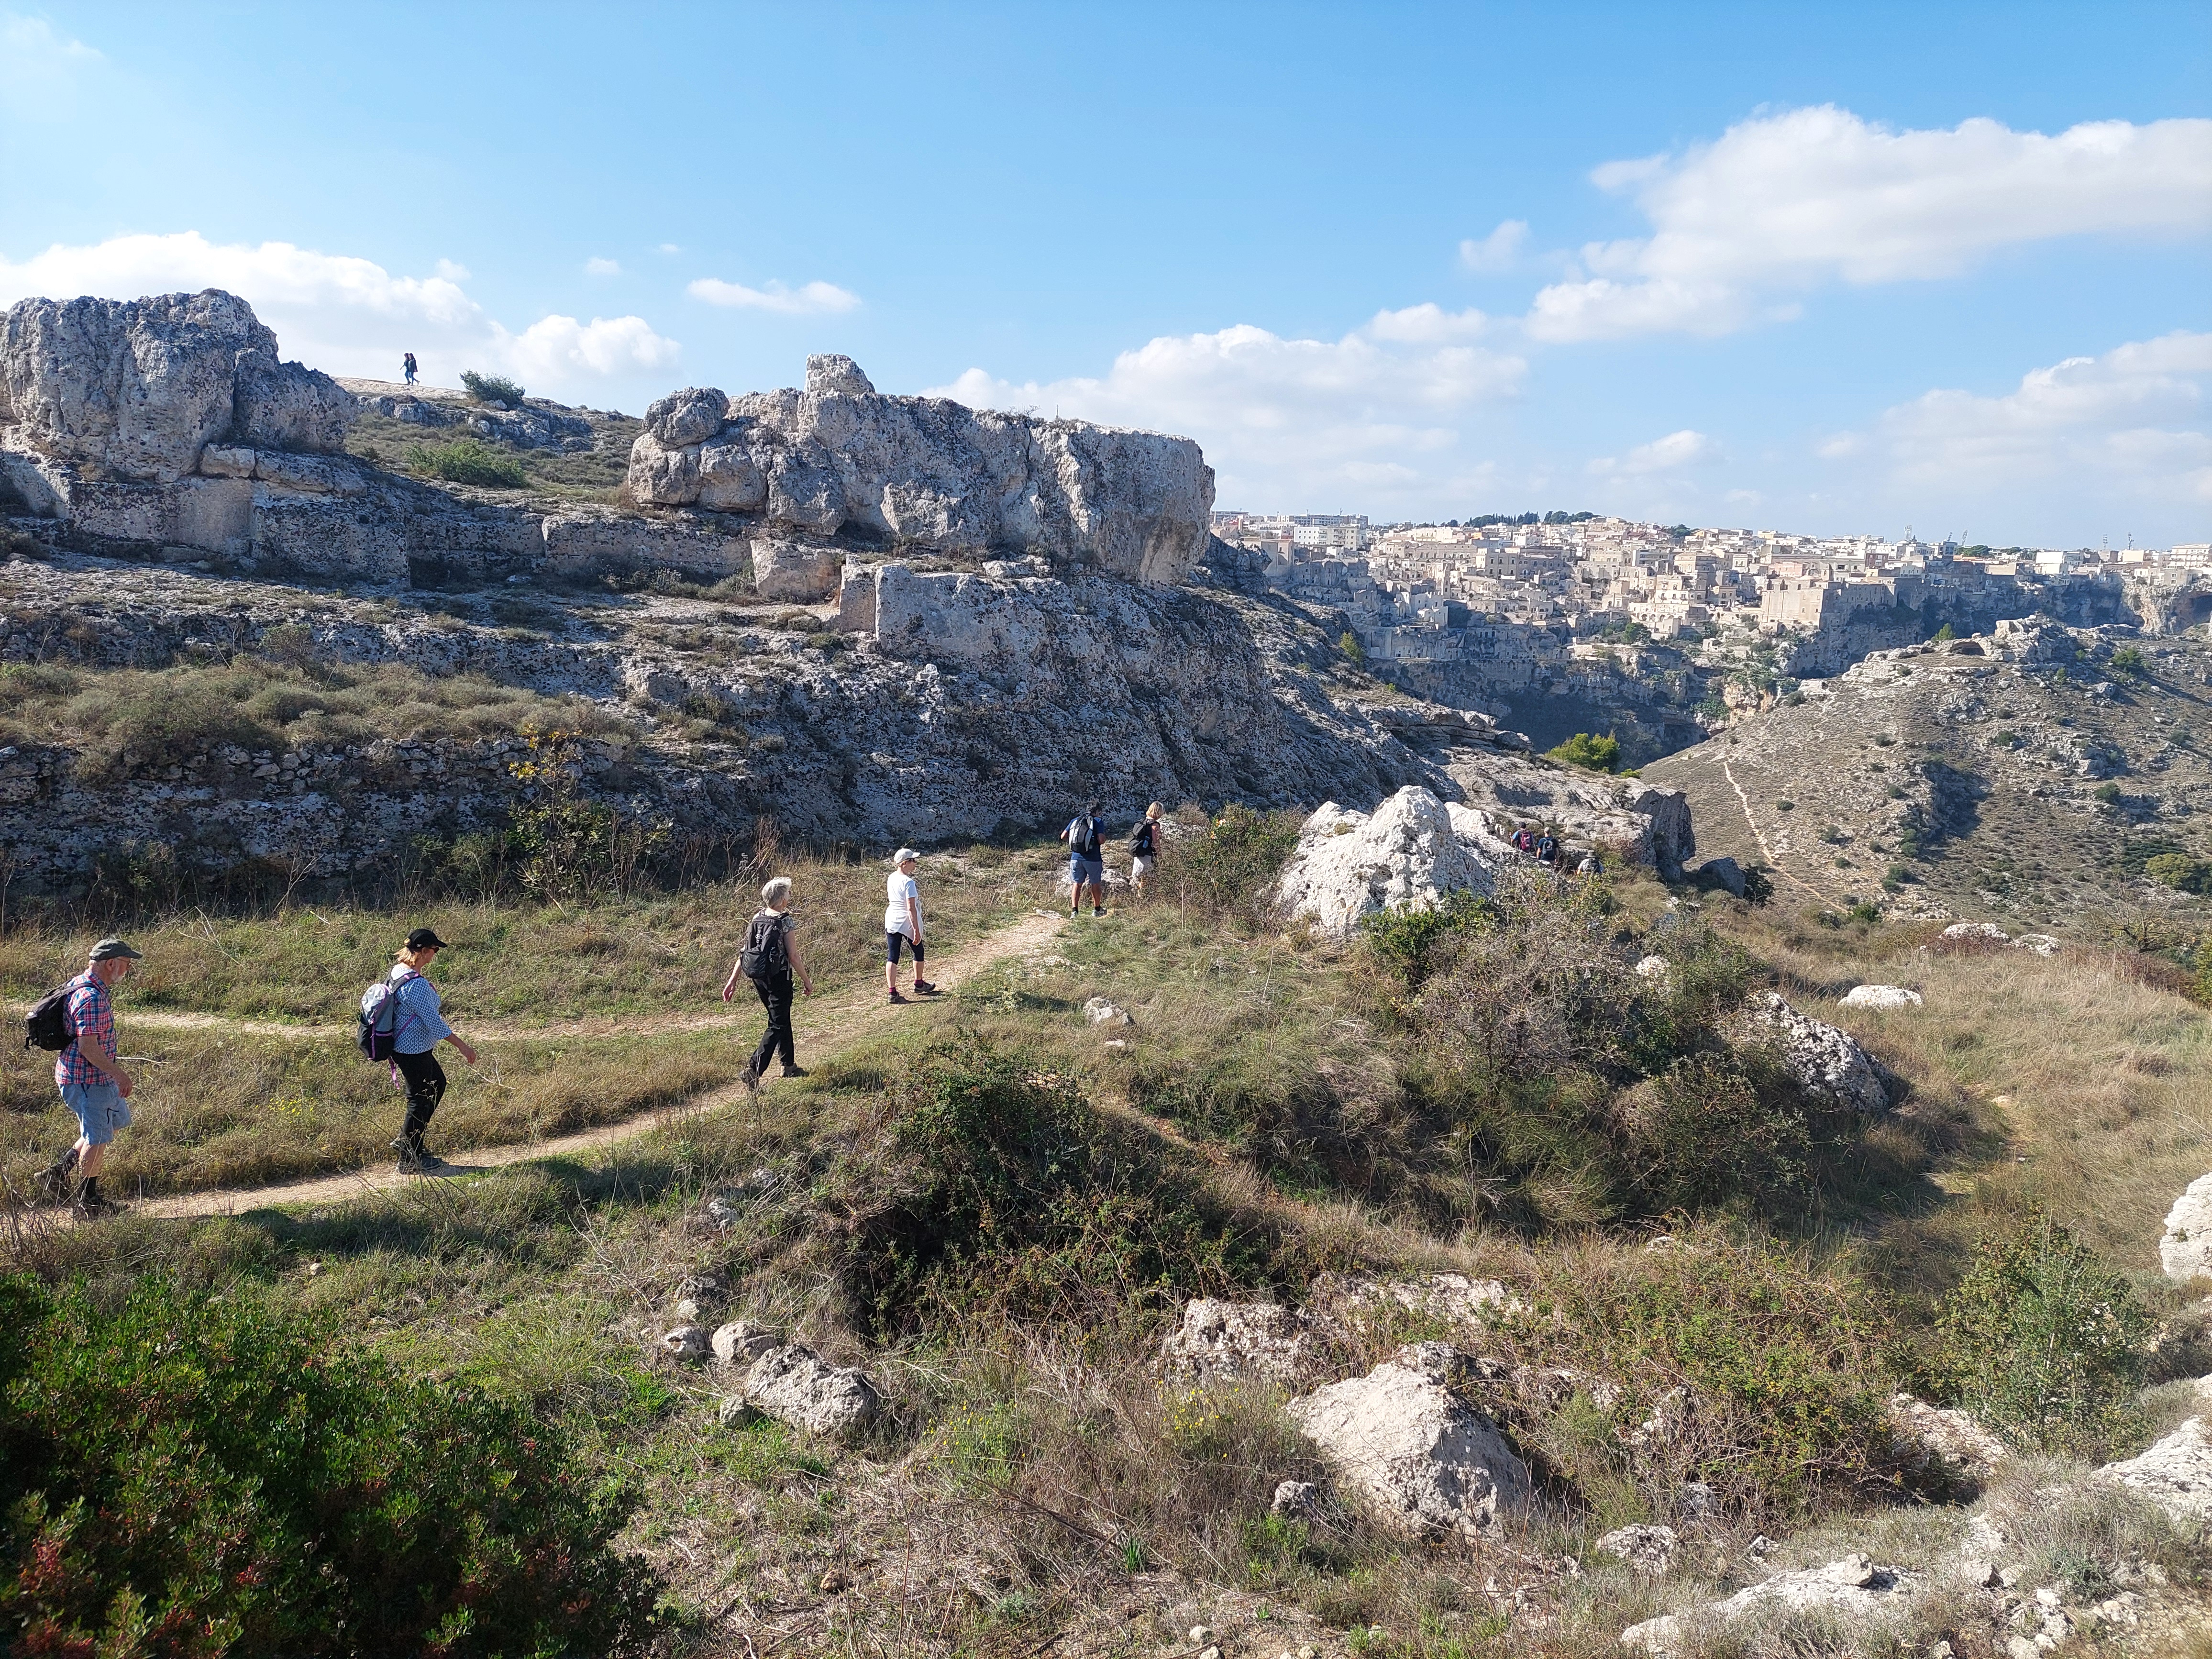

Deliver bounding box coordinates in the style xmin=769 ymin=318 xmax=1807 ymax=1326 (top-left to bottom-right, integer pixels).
xmin=1069 ymin=854 xmax=1104 ymax=884
xmin=61 ymin=1081 xmax=131 ymax=1146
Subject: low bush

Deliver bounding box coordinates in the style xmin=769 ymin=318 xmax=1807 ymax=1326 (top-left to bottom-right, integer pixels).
xmin=0 ymin=1275 xmax=662 ymax=1655
xmin=2111 ymin=644 xmax=2147 ymax=676
xmin=1547 ymin=731 xmax=1621 ymax=773
xmin=854 ymin=1046 xmax=1280 ymax=1331
xmin=1936 ymin=1211 xmax=2150 ymax=1457
xmin=1153 ymin=804 xmax=1301 ymax=933
xmin=405 ymin=436 xmax=528 ymax=488
xmin=2145 ymin=851 xmax=2212 ymax=895
xmin=459 ymin=369 xmax=527 ymax=407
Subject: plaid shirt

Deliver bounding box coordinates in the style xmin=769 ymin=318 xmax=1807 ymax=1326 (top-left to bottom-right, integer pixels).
xmin=55 ymin=973 xmax=118 ymax=1089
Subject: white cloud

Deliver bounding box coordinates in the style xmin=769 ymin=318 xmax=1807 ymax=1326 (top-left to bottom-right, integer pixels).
xmin=584 ymin=256 xmax=622 ymax=276
xmin=1458 ymin=220 xmax=1528 ymax=273
xmin=1528 ymin=107 xmax=2212 ymax=341
xmin=0 ymin=231 xmax=680 ymax=399
xmin=930 ymin=313 xmax=1524 ymax=511
xmin=1589 ymin=429 xmax=1722 ymax=475
xmin=658 ymin=243 xmax=682 ymax=255
xmin=1846 ymin=331 xmax=2212 ymax=504
xmin=0 ymin=11 xmax=99 ymax=66
xmin=0 ymin=12 xmax=102 ymax=119
xmin=687 ymin=276 xmax=861 ymax=315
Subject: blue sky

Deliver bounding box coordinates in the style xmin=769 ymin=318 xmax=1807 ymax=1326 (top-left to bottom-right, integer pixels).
xmin=2 ymin=1 xmax=2207 ymax=545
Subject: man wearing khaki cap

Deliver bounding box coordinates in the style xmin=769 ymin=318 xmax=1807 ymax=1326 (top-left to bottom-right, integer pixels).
xmin=35 ymin=938 xmax=143 ymax=1214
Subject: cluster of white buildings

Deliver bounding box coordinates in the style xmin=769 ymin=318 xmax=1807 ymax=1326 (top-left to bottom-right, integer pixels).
xmin=1212 ymin=512 xmax=2203 ymax=659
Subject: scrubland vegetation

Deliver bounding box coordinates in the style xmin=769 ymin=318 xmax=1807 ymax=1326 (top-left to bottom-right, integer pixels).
xmin=4 ymin=817 xmax=2211 ymax=1656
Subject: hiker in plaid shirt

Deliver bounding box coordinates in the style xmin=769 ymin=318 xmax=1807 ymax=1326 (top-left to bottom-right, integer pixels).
xmin=36 ymin=938 xmax=142 ymax=1213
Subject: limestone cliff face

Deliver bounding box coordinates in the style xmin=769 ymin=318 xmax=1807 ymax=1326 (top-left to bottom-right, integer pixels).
xmin=626 ymin=355 xmax=1214 ymax=586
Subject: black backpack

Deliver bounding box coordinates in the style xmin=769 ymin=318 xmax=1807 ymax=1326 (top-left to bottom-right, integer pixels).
xmin=1130 ymin=818 xmax=1155 ymax=854
xmin=1074 ymin=816 xmax=1102 ymax=858
xmin=23 ymin=982 xmax=75 ymax=1052
xmin=738 ymin=911 xmax=789 ymax=981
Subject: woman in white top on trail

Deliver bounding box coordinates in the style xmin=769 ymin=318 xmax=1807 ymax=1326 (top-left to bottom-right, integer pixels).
xmin=387 ymin=926 xmax=479 ymax=1172
xmin=884 ymin=848 xmax=935 ymax=1003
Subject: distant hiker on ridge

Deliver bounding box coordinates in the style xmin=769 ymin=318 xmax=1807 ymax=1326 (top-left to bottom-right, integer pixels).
xmin=1062 ymin=801 xmax=1107 ymax=918
xmin=402 ymin=351 xmax=418 ymax=385
xmin=725 ymin=875 xmax=814 ymax=1091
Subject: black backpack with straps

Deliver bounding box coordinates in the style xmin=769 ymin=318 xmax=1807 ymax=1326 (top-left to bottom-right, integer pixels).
xmin=1073 ymin=816 xmax=1102 ymax=858
xmin=24 ymin=982 xmax=75 ymax=1052
xmin=738 ymin=911 xmax=789 ymax=981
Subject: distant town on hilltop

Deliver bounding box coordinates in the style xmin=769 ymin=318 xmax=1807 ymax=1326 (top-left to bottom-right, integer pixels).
xmin=1206 ymin=509 xmax=2212 ymax=760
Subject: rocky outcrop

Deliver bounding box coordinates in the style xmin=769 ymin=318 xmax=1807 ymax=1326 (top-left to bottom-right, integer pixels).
xmin=1743 ymin=992 xmax=1897 ymax=1113
xmin=1285 ymin=1343 xmax=1529 ymax=1537
xmin=625 ymin=355 xmax=1214 ymax=585
xmin=1620 ymin=1555 xmax=1917 ymax=1655
xmin=2098 ymin=1416 xmax=2212 ymax=1521
xmin=2162 ymin=1175 xmax=2212 ymax=1284
xmin=1597 ymin=1525 xmax=1680 ymax=1576
xmin=1889 ymin=1393 xmax=2007 ymax=1480
xmin=1275 ymin=786 xmax=1506 ymax=940
xmin=1443 ymin=750 xmax=1695 ymax=879
xmin=1 ymin=290 xmax=351 ymax=483
xmin=742 ymin=1343 xmax=883 ymax=1442
xmin=1161 ymin=1298 xmax=1342 ymax=1389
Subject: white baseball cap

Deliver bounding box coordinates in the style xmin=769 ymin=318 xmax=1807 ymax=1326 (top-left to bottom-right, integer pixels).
xmin=894 ymin=847 xmax=919 ymax=864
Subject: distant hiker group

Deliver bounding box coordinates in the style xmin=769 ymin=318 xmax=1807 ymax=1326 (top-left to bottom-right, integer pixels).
xmin=1508 ymin=823 xmax=1602 ymax=878
xmin=24 ymin=807 xmax=1188 ymax=1206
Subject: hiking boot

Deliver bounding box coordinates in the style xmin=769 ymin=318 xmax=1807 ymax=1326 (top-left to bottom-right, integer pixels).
xmin=780 ymin=1065 xmax=809 ymax=1078
xmin=412 ymin=1147 xmax=451 ymax=1172
xmin=392 ymin=1136 xmax=431 ymax=1173
xmin=73 ymin=1186 xmax=122 ymax=1217
xmin=912 ymin=979 xmax=938 ymax=995
xmin=1092 ymin=906 xmax=1104 ymax=918
xmin=34 ymin=1150 xmax=78 ymax=1204
xmin=887 ymin=990 xmax=909 ymax=1004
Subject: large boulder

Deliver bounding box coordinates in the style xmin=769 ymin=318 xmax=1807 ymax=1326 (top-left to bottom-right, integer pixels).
xmin=1161 ymin=1298 xmax=1341 ymax=1389
xmin=2160 ymin=1174 xmax=2212 ymax=1284
xmin=751 ymin=537 xmax=840 ymax=601
xmin=1620 ymin=1555 xmax=1918 ymax=1656
xmin=1743 ymin=991 xmax=1896 ymax=1113
xmin=621 ymin=360 xmax=1215 ymax=585
xmin=742 ymin=1343 xmax=883 ymax=1443
xmin=1889 ymin=1392 xmax=2007 ymax=1481
xmin=0 ymin=290 xmax=351 ymax=483
xmin=2098 ymin=1416 xmax=2212 ymax=1521
xmin=1275 ymin=786 xmax=1502 ymax=940
xmin=1284 ymin=1343 xmax=1529 ymax=1537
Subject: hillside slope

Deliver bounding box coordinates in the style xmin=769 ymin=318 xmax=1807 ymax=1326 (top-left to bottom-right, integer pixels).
xmin=1645 ymin=619 xmax=2212 ymax=932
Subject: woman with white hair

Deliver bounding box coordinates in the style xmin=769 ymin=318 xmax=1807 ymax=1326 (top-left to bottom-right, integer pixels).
xmin=723 ymin=875 xmax=814 ymax=1091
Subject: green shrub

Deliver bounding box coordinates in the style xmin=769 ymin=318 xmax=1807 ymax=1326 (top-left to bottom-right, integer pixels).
xmin=1337 ymin=629 xmax=1365 ymax=665
xmin=406 ymin=436 xmax=528 ymax=488
xmin=2094 ymin=782 xmax=2123 ymax=804
xmin=1155 ymin=804 xmax=1301 ymax=932
xmin=0 ymin=1275 xmax=661 ymax=1656
xmin=1740 ymin=865 xmax=1774 ymax=906
xmin=1546 ymin=731 xmax=1621 ymax=773
xmin=857 ymin=1047 xmax=1277 ymax=1330
xmin=1614 ymin=1054 xmax=1811 ymax=1213
xmin=2111 ymin=644 xmax=2146 ymax=676
xmin=459 ymin=369 xmax=527 ymax=407
xmin=1932 ymin=622 xmax=1957 ymax=641
xmin=2145 ymin=852 xmax=2212 ymax=895
xmin=1360 ymin=889 xmax=1489 ymax=988
xmin=1937 ymin=1213 xmax=2151 ymax=1457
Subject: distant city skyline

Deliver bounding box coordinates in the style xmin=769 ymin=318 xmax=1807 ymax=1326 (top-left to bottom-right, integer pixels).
xmin=1 ymin=1 xmax=2205 ymax=545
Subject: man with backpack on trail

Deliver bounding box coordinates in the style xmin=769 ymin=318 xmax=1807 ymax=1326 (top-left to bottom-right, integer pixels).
xmin=1062 ymin=801 xmax=1107 ymax=918
xmin=30 ymin=938 xmax=143 ymax=1214
xmin=723 ymin=875 xmax=814 ymax=1092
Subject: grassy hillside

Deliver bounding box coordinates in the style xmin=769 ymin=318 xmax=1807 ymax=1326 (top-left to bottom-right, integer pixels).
xmin=4 ymin=842 xmax=2211 ymax=1656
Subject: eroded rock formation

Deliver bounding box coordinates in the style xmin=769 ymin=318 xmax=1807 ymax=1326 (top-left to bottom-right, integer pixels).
xmin=625 ymin=354 xmax=1214 ymax=585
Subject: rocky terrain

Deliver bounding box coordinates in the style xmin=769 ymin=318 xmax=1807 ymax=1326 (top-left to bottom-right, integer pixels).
xmin=1645 ymin=617 xmax=2212 ymax=932
xmin=0 ymin=286 xmax=1714 ymax=897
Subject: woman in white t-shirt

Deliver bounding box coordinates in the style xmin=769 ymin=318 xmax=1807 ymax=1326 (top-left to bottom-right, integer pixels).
xmin=884 ymin=847 xmax=935 ymax=1003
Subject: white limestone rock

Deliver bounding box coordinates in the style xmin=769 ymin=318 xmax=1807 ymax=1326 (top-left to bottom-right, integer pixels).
xmin=743 ymin=1343 xmax=884 ymax=1443
xmin=2013 ymin=933 xmax=2061 ymax=957
xmin=711 ymin=1320 xmax=783 ymax=1367
xmin=1285 ymin=1342 xmax=1529 ymax=1537
xmin=1620 ymin=1554 xmax=1918 ymax=1655
xmin=1889 ymin=1392 xmax=2008 ymax=1479
xmin=2098 ymin=1416 xmax=2212 ymax=1520
xmin=1275 ymin=785 xmax=1501 ymax=941
xmin=751 ymin=536 xmax=840 ymax=602
xmin=1942 ymin=922 xmax=2011 ymax=944
xmin=807 ymin=353 xmax=875 ymax=396
xmin=1839 ymin=984 xmax=1924 ymax=1011
xmin=662 ymin=1324 xmax=709 ymax=1362
xmin=1636 ymin=955 xmax=1670 ymax=979
xmin=2161 ymin=1173 xmax=2212 ymax=1284
xmin=1 ymin=289 xmax=352 ymax=484
xmin=1744 ymin=991 xmax=1896 ymax=1113
xmin=1082 ymin=997 xmax=1133 ymax=1029
xmin=1161 ymin=1297 xmax=1339 ymax=1389
xmin=1597 ymin=1524 xmax=1680 ymax=1576
xmin=645 ymin=385 xmax=728 ymax=449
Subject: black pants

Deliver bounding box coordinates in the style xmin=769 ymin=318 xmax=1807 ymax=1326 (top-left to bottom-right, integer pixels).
xmin=394 ymin=1049 xmax=447 ymax=1145
xmin=751 ymin=974 xmax=795 ymax=1076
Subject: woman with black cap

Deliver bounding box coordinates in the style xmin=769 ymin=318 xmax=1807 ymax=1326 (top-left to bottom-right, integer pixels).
xmin=386 ymin=927 xmax=478 ymax=1172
